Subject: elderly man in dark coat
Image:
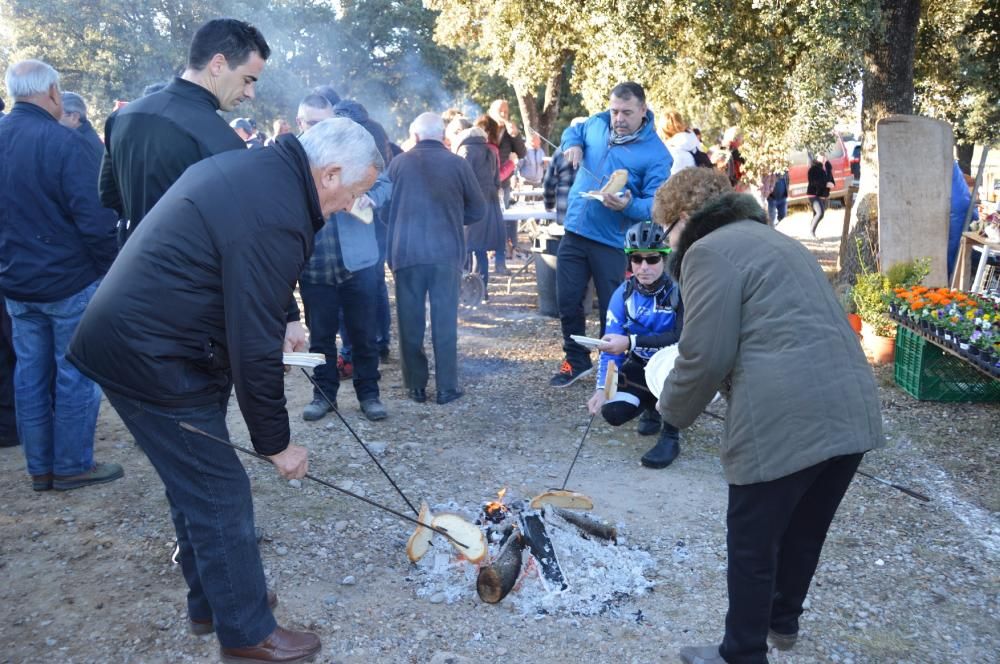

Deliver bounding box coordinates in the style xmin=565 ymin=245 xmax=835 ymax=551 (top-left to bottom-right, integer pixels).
xmin=385 ymin=112 xmax=486 ymax=405
xmin=69 ymin=118 xmax=383 ymax=663
xmin=649 ymin=168 xmax=884 ymax=664
xmin=0 ymin=59 xmax=120 ymax=491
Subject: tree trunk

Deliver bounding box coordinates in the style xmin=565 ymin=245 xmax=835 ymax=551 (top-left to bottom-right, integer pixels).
xmin=955 ymin=143 xmax=974 ymax=176
xmin=514 ymin=51 xmax=571 ymax=148
xmin=840 ymin=0 xmax=921 ymax=283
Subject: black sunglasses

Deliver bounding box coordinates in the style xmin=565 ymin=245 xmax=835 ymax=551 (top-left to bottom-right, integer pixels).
xmin=629 ymin=254 xmax=664 ymax=265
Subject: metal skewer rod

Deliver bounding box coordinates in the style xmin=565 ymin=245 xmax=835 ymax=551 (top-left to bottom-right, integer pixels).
xmin=855 ymin=470 xmax=930 ymax=502
xmin=300 ymin=368 xmax=418 ymax=516
xmin=526 ymin=124 xmax=601 ymax=183
xmin=561 ymin=412 xmax=597 ymax=491
xmin=178 ymin=422 xmax=469 ymax=549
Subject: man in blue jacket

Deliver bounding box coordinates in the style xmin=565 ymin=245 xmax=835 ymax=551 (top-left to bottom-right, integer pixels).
xmin=0 ymin=59 xmax=121 ymax=491
xmin=550 ymin=82 xmax=672 ymax=387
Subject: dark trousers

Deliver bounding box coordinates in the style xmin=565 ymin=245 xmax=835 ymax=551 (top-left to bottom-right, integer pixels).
xmin=394 ymin=264 xmax=460 ymax=393
xmin=556 ymin=231 xmax=626 ymax=371
xmin=103 ymin=389 xmax=275 ymax=648
xmin=338 ymin=260 xmax=391 ymax=360
xmin=808 ymin=196 xmax=826 ymax=234
xmin=300 ymin=267 xmax=381 ymax=404
xmin=719 ymin=453 xmax=864 ymax=664
xmin=600 ymin=359 xmax=659 ymax=424
xmin=0 ymin=294 xmax=16 ymax=442
xmin=469 ymin=250 xmax=490 ymax=290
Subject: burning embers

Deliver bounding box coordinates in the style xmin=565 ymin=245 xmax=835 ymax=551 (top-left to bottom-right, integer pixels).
xmin=406 ymin=487 xmax=623 ymax=605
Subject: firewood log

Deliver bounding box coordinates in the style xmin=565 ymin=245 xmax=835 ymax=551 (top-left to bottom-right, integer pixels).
xmin=476 ymin=527 xmax=525 ymax=603
xmin=550 ymin=507 xmax=618 ymax=543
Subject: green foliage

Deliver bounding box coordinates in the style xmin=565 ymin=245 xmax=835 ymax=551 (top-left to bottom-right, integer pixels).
xmin=914 ymin=0 xmax=999 ymax=147
xmin=853 ymin=257 xmax=931 ymax=336
xmin=0 ymin=0 xmax=465 ymax=140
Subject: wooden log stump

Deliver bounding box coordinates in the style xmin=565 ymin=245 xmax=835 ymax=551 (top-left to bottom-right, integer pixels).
xmin=551 ymin=507 xmax=618 ymax=543
xmin=477 ymin=528 xmax=525 ymax=603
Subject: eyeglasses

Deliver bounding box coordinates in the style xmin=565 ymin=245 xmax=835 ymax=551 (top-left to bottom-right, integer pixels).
xmin=664 ymin=219 xmax=680 ymax=236
xmin=629 ymin=254 xmax=665 ymax=265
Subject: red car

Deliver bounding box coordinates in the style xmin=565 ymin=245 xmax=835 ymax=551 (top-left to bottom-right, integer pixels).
xmin=787 ymin=134 xmax=852 ymax=204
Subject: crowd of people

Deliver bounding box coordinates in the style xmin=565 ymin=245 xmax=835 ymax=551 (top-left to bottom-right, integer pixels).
xmin=0 ymin=16 xmax=886 ymax=664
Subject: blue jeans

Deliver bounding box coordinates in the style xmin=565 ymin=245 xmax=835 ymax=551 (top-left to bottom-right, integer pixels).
xmin=5 ymin=281 xmax=102 ymax=476
xmin=103 ymin=389 xmax=276 ymax=648
xmin=768 ymin=198 xmax=787 ymax=226
xmin=300 ymin=267 xmax=381 ymax=403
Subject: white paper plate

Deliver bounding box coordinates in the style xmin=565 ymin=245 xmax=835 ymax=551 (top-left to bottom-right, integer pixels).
xmin=645 ymin=346 xmax=722 ymax=405
xmin=570 ymin=334 xmax=604 ymax=350
xmin=282 ymin=352 xmax=327 ymax=368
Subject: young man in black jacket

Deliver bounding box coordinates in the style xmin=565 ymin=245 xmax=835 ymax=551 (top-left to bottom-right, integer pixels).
xmin=69 ymin=119 xmax=382 ymax=664
xmin=100 ymin=18 xmax=269 ymax=241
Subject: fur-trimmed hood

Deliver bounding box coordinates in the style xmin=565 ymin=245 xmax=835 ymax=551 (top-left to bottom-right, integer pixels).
xmin=669 ymin=192 xmax=768 ymax=281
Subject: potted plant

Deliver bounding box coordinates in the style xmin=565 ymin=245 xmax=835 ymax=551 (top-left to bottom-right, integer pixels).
xmin=852 ymin=255 xmax=930 ymax=364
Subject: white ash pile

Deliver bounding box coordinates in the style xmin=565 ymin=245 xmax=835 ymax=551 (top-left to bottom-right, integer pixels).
xmin=405 ymin=490 xmax=656 ymax=617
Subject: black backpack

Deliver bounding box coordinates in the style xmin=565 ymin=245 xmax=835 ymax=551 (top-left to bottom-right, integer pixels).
xmin=691 ymin=148 xmax=713 ymax=168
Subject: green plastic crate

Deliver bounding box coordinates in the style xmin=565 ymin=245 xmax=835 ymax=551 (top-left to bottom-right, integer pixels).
xmin=893 ymin=325 xmax=1000 ymax=402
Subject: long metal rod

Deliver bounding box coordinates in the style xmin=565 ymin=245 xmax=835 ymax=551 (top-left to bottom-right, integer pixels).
xmin=178 ymin=422 xmax=469 ymax=549
xmin=527 ymin=125 xmax=601 ymax=183
xmin=856 ymin=470 xmax=930 ymax=502
xmin=561 ymin=412 xmax=597 ymax=490
xmin=300 ymin=368 xmax=418 ymax=516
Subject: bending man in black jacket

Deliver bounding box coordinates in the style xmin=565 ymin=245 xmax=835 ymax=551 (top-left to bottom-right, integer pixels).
xmin=69 ymin=119 xmax=383 ymax=664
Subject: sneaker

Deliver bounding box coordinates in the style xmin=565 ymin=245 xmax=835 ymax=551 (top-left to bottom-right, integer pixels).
xmin=549 ymin=360 xmax=592 ymax=388
xmin=640 ymin=424 xmax=680 ymax=469
xmin=302 ymin=398 xmax=334 ymax=422
xmin=768 ymin=629 xmax=798 ymax=651
xmin=360 ymin=398 xmax=387 ymax=421
xmin=336 ymin=356 xmax=353 ymax=379
xmin=637 ymin=408 xmax=661 ymax=436
xmin=678 ymin=645 xmax=725 ymax=664
xmin=53 ymin=462 xmax=124 ymax=491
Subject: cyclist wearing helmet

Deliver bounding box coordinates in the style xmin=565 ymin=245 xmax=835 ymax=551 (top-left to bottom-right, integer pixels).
xmin=587 ymin=220 xmax=684 ymax=468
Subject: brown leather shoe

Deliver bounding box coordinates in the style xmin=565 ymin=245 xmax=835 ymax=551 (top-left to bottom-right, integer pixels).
xmin=190 ymin=591 xmax=278 ymax=635
xmin=220 ymin=626 xmax=321 ymax=663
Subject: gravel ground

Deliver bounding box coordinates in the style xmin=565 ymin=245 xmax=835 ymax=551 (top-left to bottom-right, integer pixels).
xmin=1 ymin=210 xmax=997 ymax=664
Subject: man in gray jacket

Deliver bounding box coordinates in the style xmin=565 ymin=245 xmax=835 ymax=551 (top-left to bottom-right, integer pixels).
xmin=651 ymin=169 xmax=884 ymax=664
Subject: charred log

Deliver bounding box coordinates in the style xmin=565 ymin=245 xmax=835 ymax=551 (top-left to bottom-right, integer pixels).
xmin=551 ymin=507 xmax=618 ymax=544
xmin=476 ymin=528 xmax=525 ymax=604
xmin=520 ymin=513 xmax=567 ymax=591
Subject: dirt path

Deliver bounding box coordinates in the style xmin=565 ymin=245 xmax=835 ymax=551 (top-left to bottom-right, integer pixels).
xmin=1 ymin=217 xmax=997 ymax=663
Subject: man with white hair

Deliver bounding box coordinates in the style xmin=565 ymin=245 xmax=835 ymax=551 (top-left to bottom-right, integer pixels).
xmin=385 ymin=112 xmax=486 ymax=405
xmin=59 ymin=91 xmax=104 ymax=161
xmin=68 ymin=118 xmax=382 ymax=663
xmin=0 ymin=59 xmax=121 ymax=491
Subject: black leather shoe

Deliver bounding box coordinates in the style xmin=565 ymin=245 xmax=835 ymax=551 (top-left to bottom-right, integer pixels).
xmin=0 ymin=433 xmax=20 ymax=448
xmin=641 ymin=424 xmax=680 ymax=469
xmin=636 ymin=408 xmax=661 ymax=436
xmin=436 ymin=389 xmax=464 ymax=405
xmin=408 ymin=388 xmax=427 ymax=403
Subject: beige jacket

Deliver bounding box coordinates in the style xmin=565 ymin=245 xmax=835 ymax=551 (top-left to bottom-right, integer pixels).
xmin=659 ymin=194 xmax=884 ymax=485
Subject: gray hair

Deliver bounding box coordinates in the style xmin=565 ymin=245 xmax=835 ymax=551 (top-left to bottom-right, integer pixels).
xmin=61 ymin=91 xmax=87 ymax=119
xmin=299 ymin=117 xmax=384 ymax=185
xmin=5 ymin=59 xmax=60 ymax=100
xmin=410 ymin=112 xmax=445 ymax=142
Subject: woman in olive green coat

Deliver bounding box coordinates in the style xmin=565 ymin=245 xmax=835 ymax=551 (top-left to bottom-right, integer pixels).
xmin=651 ymin=168 xmax=884 ymax=664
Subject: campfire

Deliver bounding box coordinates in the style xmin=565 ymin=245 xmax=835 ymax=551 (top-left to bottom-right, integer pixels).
xmin=407 ymin=489 xmax=655 ymax=615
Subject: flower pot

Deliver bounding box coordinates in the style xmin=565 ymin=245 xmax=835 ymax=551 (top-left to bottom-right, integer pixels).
xmin=860 ymin=322 xmax=895 ymax=365
xmin=847 ymin=313 xmax=863 ymax=338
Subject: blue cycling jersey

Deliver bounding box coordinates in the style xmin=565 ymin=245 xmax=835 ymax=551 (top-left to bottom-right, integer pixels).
xmin=596 ymin=276 xmax=683 ymax=389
